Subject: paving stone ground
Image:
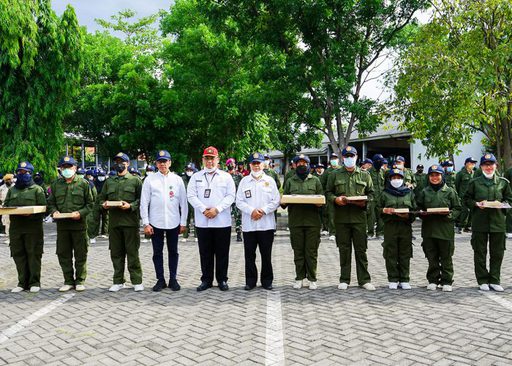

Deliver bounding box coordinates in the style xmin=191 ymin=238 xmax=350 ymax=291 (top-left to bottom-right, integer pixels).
xmin=1 ymin=216 xmax=512 ymax=365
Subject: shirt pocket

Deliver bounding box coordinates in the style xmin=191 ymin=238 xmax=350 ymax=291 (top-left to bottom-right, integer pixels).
xmin=355 ymin=181 xmax=367 ymax=195
xmin=71 ymin=191 xmax=85 ymax=206
xmin=122 ymin=185 xmax=136 ymax=202
xmin=334 ymin=180 xmax=346 ymax=195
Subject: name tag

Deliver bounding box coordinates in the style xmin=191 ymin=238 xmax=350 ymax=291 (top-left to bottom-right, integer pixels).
xmin=245 ymin=190 xmax=252 ymax=198
xmin=204 ymin=189 xmax=211 ymax=198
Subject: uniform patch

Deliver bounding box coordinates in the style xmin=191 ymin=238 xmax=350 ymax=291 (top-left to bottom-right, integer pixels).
xmin=64 ymin=157 xmax=70 ymax=162
xmin=159 ymin=151 xmax=165 ymax=156
xmin=253 ymin=153 xmax=259 ymax=158
xmin=245 ymin=190 xmax=252 ymax=198
xmin=346 ymin=146 xmax=352 ymax=151
xmin=20 ymin=162 xmax=27 ymax=168
xmin=117 ymin=152 xmax=123 ymax=157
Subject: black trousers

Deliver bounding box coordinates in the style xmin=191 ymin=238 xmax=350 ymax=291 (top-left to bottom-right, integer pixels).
xmin=243 ymin=230 xmax=275 ymax=287
xmin=196 ymin=227 xmax=231 ymax=284
xmin=151 ymin=226 xmax=179 ymax=282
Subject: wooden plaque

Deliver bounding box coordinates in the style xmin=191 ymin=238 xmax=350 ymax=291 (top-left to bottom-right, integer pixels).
xmin=281 ymin=195 xmax=326 ymax=205
xmin=0 ymin=206 xmax=47 ymax=215
xmin=394 ymin=208 xmax=410 ymax=214
xmin=482 ymin=201 xmax=511 ymax=209
xmin=345 ymin=196 xmax=368 ymax=201
xmin=53 ymin=212 xmax=76 ymax=219
xmin=105 ymin=201 xmax=124 ymax=207
xmin=426 ymin=207 xmax=450 ymax=213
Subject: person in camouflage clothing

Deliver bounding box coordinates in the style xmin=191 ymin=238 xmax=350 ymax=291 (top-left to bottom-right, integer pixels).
xmin=226 ymin=158 xmax=243 ymax=241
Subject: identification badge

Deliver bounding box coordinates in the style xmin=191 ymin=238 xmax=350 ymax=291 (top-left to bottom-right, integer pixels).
xmin=245 ymin=190 xmax=252 ymax=198
xmin=204 ymin=189 xmax=211 ymax=198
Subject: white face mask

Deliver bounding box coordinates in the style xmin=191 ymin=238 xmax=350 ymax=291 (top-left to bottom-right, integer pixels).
xmin=395 ymin=163 xmax=405 ymax=170
xmin=204 ymin=167 xmax=217 ymax=173
xmin=186 ymin=171 xmax=193 ymax=177
xmin=98 ymin=176 xmax=106 ymax=182
xmin=343 ymin=157 xmax=356 ymax=168
xmin=483 ymin=171 xmax=495 ymax=179
xmin=317 ymin=169 xmax=324 ymax=175
xmin=390 ymin=179 xmax=404 ymax=188
xmin=330 ymin=159 xmax=339 ymax=167
xmin=251 ymin=169 xmax=263 ymax=178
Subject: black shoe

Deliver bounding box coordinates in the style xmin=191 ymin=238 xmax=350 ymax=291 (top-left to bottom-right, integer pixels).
xmin=456 ymin=227 xmax=462 ymax=234
xmin=169 ymin=279 xmax=181 ymax=291
xmin=244 ymin=284 xmax=256 ymax=291
xmin=262 ymin=284 xmax=273 ymax=290
xmin=196 ymin=282 xmax=212 ymax=292
xmin=218 ymin=281 xmax=229 ymax=291
xmin=236 ymin=232 xmax=243 ymax=242
xmin=152 ymin=281 xmax=166 ymax=292
xmin=463 ymin=227 xmax=472 ymax=233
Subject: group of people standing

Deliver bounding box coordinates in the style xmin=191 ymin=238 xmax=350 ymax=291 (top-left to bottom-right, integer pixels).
xmin=1 ymin=145 xmax=512 ymax=294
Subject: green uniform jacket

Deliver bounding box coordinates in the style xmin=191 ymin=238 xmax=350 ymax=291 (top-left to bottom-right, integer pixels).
xmin=378 ymin=190 xmax=416 ymax=224
xmin=283 ymin=173 xmax=323 ymax=227
xmin=97 ymin=173 xmax=142 ymax=228
xmin=416 ymin=184 xmax=461 ymax=240
xmin=4 ymin=184 xmax=47 ymax=233
xmin=463 ymin=175 xmax=512 ymax=232
xmin=455 ymin=168 xmax=474 ymax=198
xmin=369 ymin=167 xmax=385 ymax=197
xmin=413 ymin=173 xmax=427 ymax=195
xmin=325 ymin=166 xmax=374 ymax=224
xmin=444 ymin=173 xmax=456 ymax=190
xmin=47 ymin=176 xmax=94 ymax=230
xmin=384 ymin=168 xmax=416 ymax=188
xmin=283 ymin=168 xmax=295 ymax=186
xmin=229 ymin=171 xmax=243 ymax=189
xmin=319 ymin=166 xmax=340 ymax=189
xmin=264 ymin=169 xmax=281 ymax=190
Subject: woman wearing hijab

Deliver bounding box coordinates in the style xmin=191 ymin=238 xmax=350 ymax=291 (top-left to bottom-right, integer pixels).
xmin=379 ymin=168 xmax=416 ymax=290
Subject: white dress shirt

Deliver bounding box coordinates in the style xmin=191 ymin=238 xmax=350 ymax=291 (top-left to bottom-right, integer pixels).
xmin=187 ymin=169 xmax=236 ymax=228
xmin=236 ymin=173 xmax=280 ymax=232
xmin=140 ymin=171 xmax=188 ymax=229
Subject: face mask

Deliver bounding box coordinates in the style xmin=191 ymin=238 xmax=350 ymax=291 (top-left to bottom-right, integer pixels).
xmin=296 ymin=165 xmax=309 ymax=175
xmin=186 ymin=171 xmax=193 ymax=177
xmin=98 ymin=176 xmax=106 ymax=182
xmin=204 ymin=167 xmax=217 ymax=173
xmin=390 ymin=179 xmax=404 ymax=188
xmin=77 ymin=174 xmax=85 ymax=179
xmin=343 ymin=157 xmax=356 ymax=168
xmin=251 ymin=169 xmax=264 ymax=178
xmin=446 ymin=167 xmax=453 ymax=173
xmin=330 ymin=159 xmax=339 ymax=167
xmin=16 ymin=172 xmax=32 ymax=186
xmin=34 ymin=176 xmax=44 ymax=185
xmin=228 ymin=166 xmax=234 ymax=171
xmin=417 ymin=170 xmax=423 ymax=174
xmin=483 ymin=171 xmax=495 ymax=179
xmin=88 ymin=176 xmax=94 ymax=181
xmin=395 ymin=163 xmax=404 ymax=170
xmin=62 ymin=169 xmax=75 ymax=179
xmin=317 ymin=169 xmax=324 ymax=175
xmin=5 ymin=181 xmax=12 ymax=187
xmin=115 ymin=163 xmax=126 ymax=173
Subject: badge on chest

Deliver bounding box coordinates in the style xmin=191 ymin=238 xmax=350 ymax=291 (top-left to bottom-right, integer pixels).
xmin=204 ymin=189 xmax=211 ymax=198
xmin=245 ymin=190 xmax=252 ymax=198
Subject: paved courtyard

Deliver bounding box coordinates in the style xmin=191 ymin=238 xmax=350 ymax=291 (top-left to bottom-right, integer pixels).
xmin=1 ymin=218 xmax=512 ymax=365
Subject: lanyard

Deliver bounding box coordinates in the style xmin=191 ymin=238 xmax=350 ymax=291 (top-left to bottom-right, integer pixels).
xmin=204 ymin=171 xmax=217 ymax=188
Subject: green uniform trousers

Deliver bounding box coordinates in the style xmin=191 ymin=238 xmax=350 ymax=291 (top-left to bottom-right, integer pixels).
xmin=289 ymin=226 xmax=321 ymax=281
xmin=506 ymin=210 xmax=512 ymax=233
xmin=422 ymin=238 xmax=454 ymax=285
xmin=10 ymin=231 xmax=44 ymax=288
xmin=471 ymin=232 xmax=506 ymax=285
xmin=382 ymin=222 xmax=413 ymax=282
xmin=89 ymin=206 xmax=109 ymax=238
xmin=457 ymin=204 xmax=472 ymax=230
xmin=56 ymin=230 xmax=89 ymax=286
xmin=109 ymin=226 xmax=143 ymax=285
xmin=327 ymin=201 xmax=336 ymax=235
xmin=335 ymin=223 xmax=371 ymax=285
xmin=366 ymin=201 xmax=376 ymax=236
xmin=183 ymin=203 xmax=195 ymax=238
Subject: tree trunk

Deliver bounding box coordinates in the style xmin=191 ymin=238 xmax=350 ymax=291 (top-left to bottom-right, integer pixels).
xmin=502 ymin=108 xmax=512 ymax=169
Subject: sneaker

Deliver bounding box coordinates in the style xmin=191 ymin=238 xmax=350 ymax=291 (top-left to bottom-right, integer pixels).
xmin=328 ymin=235 xmax=336 ymax=241
xmin=338 ymin=282 xmax=348 ymax=290
xmin=321 ymin=230 xmax=329 ymax=236
xmin=309 ymin=281 xmax=318 ymax=290
xmin=362 ymin=283 xmax=376 ymax=291
xmin=426 ymin=283 xmax=437 ymax=291
xmin=442 ymin=285 xmax=453 ymax=292
xmin=399 ymin=282 xmax=412 ymax=290
xmin=507 ymin=233 xmax=512 ymax=239
xmin=90 ymin=238 xmax=96 ymax=244
xmin=490 ymin=284 xmax=504 ymax=292
xmin=75 ymin=285 xmax=85 ymax=292
xmin=293 ymin=280 xmax=303 ymax=289
xmin=479 ymin=284 xmax=490 ymax=291
xmin=388 ymin=282 xmax=398 ymax=290
xmin=59 ymin=285 xmax=73 ymax=292
xmin=134 ymin=284 xmax=144 ymax=292
xmin=11 ymin=286 xmax=24 ymax=293
xmin=29 ymin=286 xmax=40 ymax=293
xmin=375 ymin=236 xmax=383 ymax=241
xmin=109 ymin=284 xmax=126 ymax=292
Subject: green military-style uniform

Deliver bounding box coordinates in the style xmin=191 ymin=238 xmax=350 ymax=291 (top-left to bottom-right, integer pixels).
xmin=385 ymin=167 xmax=416 ymax=188
xmin=86 ymin=181 xmax=98 ymax=240
xmin=416 ymin=182 xmax=461 ymax=285
xmin=283 ymin=168 xmax=295 ymax=186
xmin=182 ymin=173 xmax=195 ymax=239
xmin=505 ymin=168 xmax=512 ymax=234
xmin=48 ymin=175 xmax=94 ymax=286
xmin=368 ymin=166 xmax=385 ymax=237
xmin=264 ymin=168 xmax=281 ymax=190
xmin=229 ymin=171 xmax=243 ymax=238
xmin=444 ymin=172 xmax=456 ymax=190
xmin=413 ymin=172 xmax=427 ymax=196
xmin=326 ymin=166 xmax=374 ymax=286
xmin=320 ymin=166 xmax=341 ymax=236
xmin=464 ymin=170 xmax=512 ymax=285
xmin=455 ymin=167 xmax=475 ymax=230
xmin=378 ymin=183 xmax=416 ymax=283
xmin=98 ymin=172 xmax=143 ymax=285
xmin=283 ymin=173 xmax=323 ymax=282
xmin=5 ymin=184 xmax=46 ymax=289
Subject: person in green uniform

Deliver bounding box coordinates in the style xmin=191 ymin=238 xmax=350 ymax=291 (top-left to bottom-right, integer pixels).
xmin=441 ymin=160 xmax=456 ymax=190
xmin=263 ymin=154 xmax=282 ymax=190
xmin=181 ymin=162 xmax=197 ymax=241
xmin=387 ymin=156 xmax=416 ymax=189
xmin=84 ymin=169 xmax=98 ymax=244
xmin=506 ymin=166 xmax=512 ymax=239
xmin=416 ymin=165 xmax=461 ymax=292
xmin=98 ymin=152 xmax=144 ymax=292
xmin=320 ymin=153 xmax=341 ymax=241
xmin=326 ymin=146 xmax=376 ymax=291
xmin=360 ymin=158 xmax=375 ymax=238
xmin=5 ymin=162 xmax=46 ymax=293
xmin=379 ymin=168 xmax=416 ymax=290
xmin=413 ymin=164 xmax=427 ymax=197
xmin=313 ymin=163 xmax=329 ymax=234
xmin=368 ymin=154 xmax=386 ymax=240
xmin=283 ymin=157 xmax=298 ymax=186
xmin=282 ymin=154 xmax=323 ymax=290
xmin=226 ymin=158 xmax=244 ymax=242
xmin=464 ymin=153 xmax=512 ymax=292
xmin=455 ymin=157 xmax=477 ymax=234
xmin=48 ymin=156 xmax=94 ymax=292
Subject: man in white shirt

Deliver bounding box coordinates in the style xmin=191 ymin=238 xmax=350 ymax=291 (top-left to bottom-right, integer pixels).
xmin=236 ymin=153 xmax=280 ymax=290
xmin=187 ymin=146 xmax=236 ymax=291
xmin=140 ymin=150 xmax=188 ymax=292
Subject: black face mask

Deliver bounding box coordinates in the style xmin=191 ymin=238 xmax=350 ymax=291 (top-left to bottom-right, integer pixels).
xmin=115 ymin=163 xmax=126 ymax=173
xmin=228 ymin=166 xmax=234 ymax=171
xmin=417 ymin=169 xmax=424 ymax=174
xmin=34 ymin=176 xmax=44 ymax=185
xmin=296 ymin=165 xmax=309 ymax=180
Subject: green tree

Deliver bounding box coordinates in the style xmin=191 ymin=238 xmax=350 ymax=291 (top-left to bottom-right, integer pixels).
xmin=0 ymin=0 xmax=83 ymax=177
xmin=394 ymin=0 xmax=512 ymax=168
